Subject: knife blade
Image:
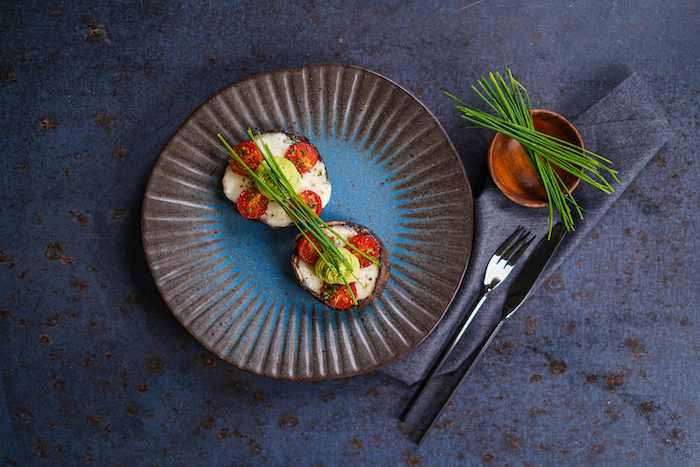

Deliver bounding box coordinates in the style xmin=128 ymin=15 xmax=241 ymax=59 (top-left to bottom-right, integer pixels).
xmin=502 ymin=221 xmax=566 ymax=320
xmin=416 ymin=222 xmax=566 ymax=445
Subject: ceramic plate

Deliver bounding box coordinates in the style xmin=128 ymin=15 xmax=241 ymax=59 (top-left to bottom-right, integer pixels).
xmin=142 ymin=64 xmax=473 ymax=380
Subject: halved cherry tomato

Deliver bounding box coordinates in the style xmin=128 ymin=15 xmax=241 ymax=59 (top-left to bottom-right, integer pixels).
xmin=297 ymin=235 xmax=322 ymax=266
xmin=229 ymin=142 xmax=264 ymax=176
xmin=297 ymin=190 xmax=322 ymax=216
xmin=320 ymin=283 xmax=358 ymax=310
xmin=346 ymin=235 xmax=380 ymax=268
xmin=285 ymin=141 xmax=318 ymax=174
xmin=237 ymin=188 xmax=268 ymax=219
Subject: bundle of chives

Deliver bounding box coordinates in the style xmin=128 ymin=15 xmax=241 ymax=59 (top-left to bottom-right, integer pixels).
xmin=217 ymin=129 xmax=379 ymax=305
xmin=447 ymin=68 xmax=619 ymax=235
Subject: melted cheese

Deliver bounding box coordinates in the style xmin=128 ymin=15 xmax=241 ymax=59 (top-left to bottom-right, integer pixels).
xmin=297 ymin=225 xmax=380 ymax=301
xmin=222 ymin=132 xmax=332 ymax=228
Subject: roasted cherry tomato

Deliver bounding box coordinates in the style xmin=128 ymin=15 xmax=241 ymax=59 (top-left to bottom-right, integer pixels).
xmin=285 ymin=141 xmax=318 ymax=174
xmin=237 ymin=188 xmax=268 ymax=219
xmin=346 ymin=235 xmax=380 ymax=268
xmin=297 ymin=190 xmax=322 ymax=216
xmin=297 ymin=235 xmax=322 ymax=266
xmin=320 ymin=283 xmax=358 ymax=310
xmin=229 ymin=142 xmax=264 ymax=176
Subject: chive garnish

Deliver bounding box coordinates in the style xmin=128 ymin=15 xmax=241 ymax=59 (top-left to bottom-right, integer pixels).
xmin=447 ymin=67 xmax=619 ymax=236
xmin=217 ymin=130 xmax=380 ymax=306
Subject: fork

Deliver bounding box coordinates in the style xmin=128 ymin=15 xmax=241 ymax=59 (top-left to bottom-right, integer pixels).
xmin=399 ymin=227 xmax=534 ymax=424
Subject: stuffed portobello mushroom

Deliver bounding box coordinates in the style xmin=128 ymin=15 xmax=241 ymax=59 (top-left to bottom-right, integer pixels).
xmin=222 ymin=131 xmax=331 ymax=228
xmin=291 ymin=221 xmax=391 ymax=311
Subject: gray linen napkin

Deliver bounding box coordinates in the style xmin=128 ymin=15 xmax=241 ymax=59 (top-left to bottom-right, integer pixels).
xmin=382 ymin=72 xmax=674 ymax=386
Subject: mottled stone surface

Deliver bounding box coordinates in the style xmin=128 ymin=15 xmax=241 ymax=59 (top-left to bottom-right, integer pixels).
xmin=1 ymin=1 xmax=699 ymax=465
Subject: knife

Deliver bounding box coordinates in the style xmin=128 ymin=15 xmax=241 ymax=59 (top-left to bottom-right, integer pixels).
xmin=416 ymin=222 xmax=566 ymax=445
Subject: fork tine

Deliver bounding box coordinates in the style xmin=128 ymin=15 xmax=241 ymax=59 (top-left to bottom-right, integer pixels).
xmin=501 ymin=230 xmax=530 ymax=260
xmin=494 ymin=227 xmax=524 ymax=256
xmin=399 ymin=226 xmax=536 ymax=430
xmin=506 ymin=234 xmax=535 ymax=265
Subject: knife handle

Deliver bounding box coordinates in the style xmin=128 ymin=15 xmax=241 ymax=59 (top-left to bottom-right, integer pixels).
xmin=416 ymin=319 xmax=506 ymax=445
xmin=399 ymin=286 xmax=490 ymax=422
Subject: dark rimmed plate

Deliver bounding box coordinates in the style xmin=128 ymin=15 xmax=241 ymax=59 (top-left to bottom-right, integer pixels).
xmin=142 ymin=64 xmax=473 ymax=380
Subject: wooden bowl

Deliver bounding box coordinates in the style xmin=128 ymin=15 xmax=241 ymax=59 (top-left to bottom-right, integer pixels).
xmin=487 ymin=109 xmax=583 ymax=208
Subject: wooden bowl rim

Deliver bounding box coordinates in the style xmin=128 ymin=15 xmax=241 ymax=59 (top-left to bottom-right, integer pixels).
xmin=487 ymin=109 xmax=583 ymax=208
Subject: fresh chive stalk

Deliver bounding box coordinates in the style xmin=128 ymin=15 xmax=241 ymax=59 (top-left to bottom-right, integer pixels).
xmin=217 ymin=130 xmax=379 ymax=305
xmin=447 ymin=67 xmax=619 ymax=235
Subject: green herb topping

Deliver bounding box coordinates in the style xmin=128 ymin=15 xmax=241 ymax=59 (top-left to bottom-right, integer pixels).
xmin=217 ymin=130 xmax=380 ymax=306
xmin=447 ymin=67 xmax=620 ymax=236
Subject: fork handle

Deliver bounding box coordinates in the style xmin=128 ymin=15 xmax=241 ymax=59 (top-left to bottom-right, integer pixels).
xmin=416 ymin=319 xmax=506 ymax=444
xmin=399 ymin=285 xmax=490 ymax=422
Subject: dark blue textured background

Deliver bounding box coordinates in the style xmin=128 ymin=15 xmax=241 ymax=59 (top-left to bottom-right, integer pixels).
xmin=2 ymin=1 xmax=699 ymax=465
